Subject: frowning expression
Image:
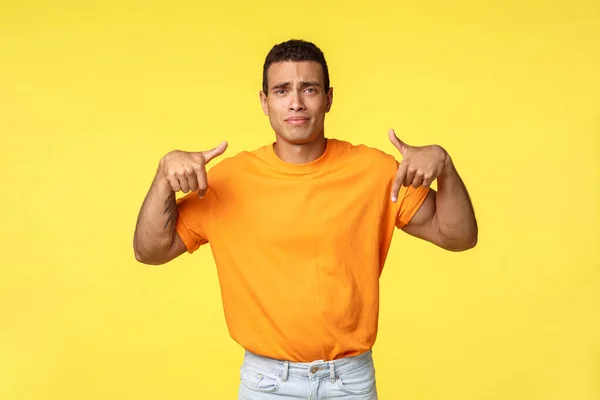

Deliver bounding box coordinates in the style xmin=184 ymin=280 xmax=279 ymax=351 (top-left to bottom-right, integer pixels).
xmin=260 ymin=61 xmax=333 ymax=145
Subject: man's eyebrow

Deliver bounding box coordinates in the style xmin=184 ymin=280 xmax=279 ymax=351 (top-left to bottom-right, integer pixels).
xmin=271 ymin=81 xmax=292 ymax=90
xmin=270 ymin=81 xmax=322 ymax=90
xmin=299 ymin=81 xmax=321 ymax=88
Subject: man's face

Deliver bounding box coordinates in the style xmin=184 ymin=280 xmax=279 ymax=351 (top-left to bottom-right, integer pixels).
xmin=260 ymin=61 xmax=333 ymax=145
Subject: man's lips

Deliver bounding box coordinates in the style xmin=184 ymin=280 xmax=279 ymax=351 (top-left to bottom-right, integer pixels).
xmin=286 ymin=117 xmax=310 ymax=125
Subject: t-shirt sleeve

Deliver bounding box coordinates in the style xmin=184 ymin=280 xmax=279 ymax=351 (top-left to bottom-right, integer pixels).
xmin=392 ymin=159 xmax=431 ymax=229
xmin=395 ymin=184 xmax=431 ymax=228
xmin=175 ymin=190 xmax=213 ymax=253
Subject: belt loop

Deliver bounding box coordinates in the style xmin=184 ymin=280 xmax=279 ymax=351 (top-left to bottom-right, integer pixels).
xmin=282 ymin=361 xmax=289 ymax=382
xmin=329 ymin=361 xmax=335 ymax=383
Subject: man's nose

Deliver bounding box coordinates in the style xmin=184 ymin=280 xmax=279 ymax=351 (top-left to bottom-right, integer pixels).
xmin=289 ymin=91 xmax=306 ymax=111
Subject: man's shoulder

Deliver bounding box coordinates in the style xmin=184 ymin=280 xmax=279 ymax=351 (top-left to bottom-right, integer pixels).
xmin=207 ymin=144 xmax=270 ymax=174
xmin=332 ymin=138 xmax=398 ymax=167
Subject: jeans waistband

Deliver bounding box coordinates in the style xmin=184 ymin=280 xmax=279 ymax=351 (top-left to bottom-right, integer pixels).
xmin=242 ymin=349 xmax=374 ymax=382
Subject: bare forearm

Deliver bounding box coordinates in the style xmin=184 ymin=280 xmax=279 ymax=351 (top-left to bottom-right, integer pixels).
xmin=133 ymin=170 xmax=178 ymax=261
xmin=434 ymin=158 xmax=478 ymax=249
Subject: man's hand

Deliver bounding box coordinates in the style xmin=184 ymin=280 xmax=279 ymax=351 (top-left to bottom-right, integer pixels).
xmin=389 ymin=129 xmax=449 ymax=202
xmin=159 ymin=141 xmax=228 ymax=198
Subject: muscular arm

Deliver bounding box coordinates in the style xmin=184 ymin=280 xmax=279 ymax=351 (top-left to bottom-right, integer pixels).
xmin=133 ymin=169 xmax=187 ymax=265
xmin=402 ymin=159 xmax=478 ymax=251
xmin=133 ymin=144 xmax=226 ymax=264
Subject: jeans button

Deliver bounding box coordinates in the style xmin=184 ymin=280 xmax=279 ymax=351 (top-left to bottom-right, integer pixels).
xmin=310 ymin=366 xmax=319 ymax=374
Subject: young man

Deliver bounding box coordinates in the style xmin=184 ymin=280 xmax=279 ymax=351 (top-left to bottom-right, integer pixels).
xmin=133 ymin=39 xmax=477 ymax=399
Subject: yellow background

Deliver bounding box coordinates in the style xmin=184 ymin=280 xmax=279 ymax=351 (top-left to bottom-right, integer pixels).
xmin=1 ymin=0 xmax=599 ymax=399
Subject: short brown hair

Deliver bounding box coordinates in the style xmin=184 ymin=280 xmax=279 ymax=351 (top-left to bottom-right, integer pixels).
xmin=262 ymin=39 xmax=330 ymax=95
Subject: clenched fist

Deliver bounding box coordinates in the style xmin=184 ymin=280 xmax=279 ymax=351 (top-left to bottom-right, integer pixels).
xmin=159 ymin=141 xmax=228 ymax=198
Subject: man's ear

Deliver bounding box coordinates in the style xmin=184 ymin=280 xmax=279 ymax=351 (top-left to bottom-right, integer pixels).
xmin=259 ymin=91 xmax=269 ymax=116
xmin=325 ymin=87 xmax=334 ymax=112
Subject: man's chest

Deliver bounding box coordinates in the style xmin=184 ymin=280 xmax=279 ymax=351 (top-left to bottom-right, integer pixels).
xmin=210 ymin=174 xmax=388 ymax=246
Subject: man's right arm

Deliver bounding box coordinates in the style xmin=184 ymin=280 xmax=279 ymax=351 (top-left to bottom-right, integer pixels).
xmin=133 ymin=142 xmax=228 ymax=265
xmin=133 ymin=169 xmax=188 ymax=265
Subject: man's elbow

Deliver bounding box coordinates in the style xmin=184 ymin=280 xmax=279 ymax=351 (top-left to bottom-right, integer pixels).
xmin=134 ymin=245 xmax=169 ymax=266
xmin=134 ymin=251 xmax=164 ymax=265
xmin=441 ymin=232 xmax=478 ymax=252
xmin=460 ymin=234 xmax=478 ymax=251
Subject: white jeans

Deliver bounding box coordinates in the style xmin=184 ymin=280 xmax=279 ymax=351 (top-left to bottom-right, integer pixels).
xmin=238 ymin=349 xmax=378 ymax=399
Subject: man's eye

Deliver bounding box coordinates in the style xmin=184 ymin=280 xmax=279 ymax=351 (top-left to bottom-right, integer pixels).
xmin=305 ymin=88 xmax=316 ymax=93
xmin=275 ymin=89 xmax=286 ymax=94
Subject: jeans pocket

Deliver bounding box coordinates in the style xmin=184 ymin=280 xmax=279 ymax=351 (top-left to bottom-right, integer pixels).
xmin=336 ymin=362 xmax=376 ymax=395
xmin=240 ymin=364 xmax=281 ymax=393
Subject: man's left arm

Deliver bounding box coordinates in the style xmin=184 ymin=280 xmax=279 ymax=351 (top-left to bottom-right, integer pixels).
xmin=402 ymin=161 xmax=478 ymax=251
xmin=389 ymin=129 xmax=478 ymax=252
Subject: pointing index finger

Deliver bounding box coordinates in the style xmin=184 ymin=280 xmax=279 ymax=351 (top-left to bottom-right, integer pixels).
xmin=391 ymin=161 xmax=408 ymax=203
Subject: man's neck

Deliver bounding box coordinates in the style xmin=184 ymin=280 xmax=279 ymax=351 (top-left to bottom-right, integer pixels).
xmin=273 ymin=135 xmax=327 ymax=164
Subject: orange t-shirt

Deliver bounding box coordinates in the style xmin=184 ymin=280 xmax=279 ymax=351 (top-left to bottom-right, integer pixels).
xmin=175 ymin=138 xmax=429 ymax=362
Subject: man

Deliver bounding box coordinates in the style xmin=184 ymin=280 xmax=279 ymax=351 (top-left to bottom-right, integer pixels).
xmin=133 ymin=39 xmax=477 ymax=399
